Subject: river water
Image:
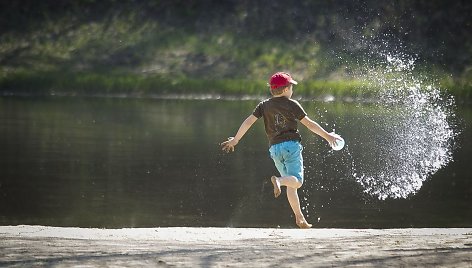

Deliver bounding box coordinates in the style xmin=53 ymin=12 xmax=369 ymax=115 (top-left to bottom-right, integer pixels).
xmin=0 ymin=96 xmax=470 ymax=228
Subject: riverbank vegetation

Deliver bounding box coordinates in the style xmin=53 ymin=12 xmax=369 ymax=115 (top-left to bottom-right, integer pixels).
xmin=0 ymin=1 xmax=470 ymax=100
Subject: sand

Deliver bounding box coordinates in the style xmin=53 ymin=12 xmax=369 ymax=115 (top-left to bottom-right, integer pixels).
xmin=0 ymin=225 xmax=471 ymax=267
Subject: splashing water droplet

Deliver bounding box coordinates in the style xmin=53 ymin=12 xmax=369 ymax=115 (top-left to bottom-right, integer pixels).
xmin=350 ymin=49 xmax=458 ymax=200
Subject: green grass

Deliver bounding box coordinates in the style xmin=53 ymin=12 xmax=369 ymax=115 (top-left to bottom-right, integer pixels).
xmin=1 ymin=69 xmax=469 ymax=101
xmin=0 ymin=70 xmax=367 ymax=97
xmin=0 ymin=13 xmax=470 ymax=101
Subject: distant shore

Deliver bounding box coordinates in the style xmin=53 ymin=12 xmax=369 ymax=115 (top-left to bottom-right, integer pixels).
xmin=1 ymin=71 xmax=469 ymax=103
xmin=0 ymin=73 xmax=377 ymax=101
xmin=1 ymin=225 xmax=471 ymax=267
xmin=0 ymin=91 xmax=376 ymax=104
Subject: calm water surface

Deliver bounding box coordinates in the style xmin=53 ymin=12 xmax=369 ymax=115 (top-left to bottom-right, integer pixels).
xmin=0 ymin=97 xmax=470 ymax=228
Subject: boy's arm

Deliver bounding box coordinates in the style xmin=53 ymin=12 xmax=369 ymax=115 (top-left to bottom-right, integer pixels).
xmin=221 ymin=114 xmax=258 ymax=153
xmin=300 ymin=116 xmax=337 ymax=147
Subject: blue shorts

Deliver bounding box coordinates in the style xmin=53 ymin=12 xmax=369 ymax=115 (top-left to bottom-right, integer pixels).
xmin=269 ymin=140 xmax=304 ymax=184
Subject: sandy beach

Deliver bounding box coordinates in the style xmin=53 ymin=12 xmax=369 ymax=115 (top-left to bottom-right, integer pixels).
xmin=0 ymin=226 xmax=471 ymax=267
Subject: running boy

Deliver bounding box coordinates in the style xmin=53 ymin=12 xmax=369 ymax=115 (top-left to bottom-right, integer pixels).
xmin=221 ymin=72 xmax=339 ymax=229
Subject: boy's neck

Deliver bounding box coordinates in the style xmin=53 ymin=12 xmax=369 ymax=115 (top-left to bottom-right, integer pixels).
xmin=272 ymin=93 xmax=291 ymax=99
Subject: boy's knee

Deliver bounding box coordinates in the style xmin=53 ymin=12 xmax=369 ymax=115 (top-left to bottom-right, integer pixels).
xmin=289 ymin=176 xmax=303 ymax=188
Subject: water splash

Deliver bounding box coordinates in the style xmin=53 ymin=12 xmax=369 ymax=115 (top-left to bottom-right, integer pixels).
xmin=350 ymin=50 xmax=458 ymax=200
xmin=301 ymin=41 xmax=458 ymax=207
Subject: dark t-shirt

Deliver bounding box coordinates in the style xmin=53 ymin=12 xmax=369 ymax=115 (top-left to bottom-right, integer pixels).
xmin=252 ymin=97 xmax=307 ymax=146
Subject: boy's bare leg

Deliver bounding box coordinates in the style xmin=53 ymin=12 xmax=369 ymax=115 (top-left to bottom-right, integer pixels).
xmin=286 ymin=187 xmax=312 ymax=228
xmin=278 ymin=175 xmax=302 ymax=189
xmin=271 ymin=175 xmax=299 ymax=198
xmin=272 ymin=176 xmax=312 ymax=228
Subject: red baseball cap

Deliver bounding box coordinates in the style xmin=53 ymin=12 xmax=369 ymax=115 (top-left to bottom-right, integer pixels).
xmin=269 ymin=72 xmax=298 ymax=90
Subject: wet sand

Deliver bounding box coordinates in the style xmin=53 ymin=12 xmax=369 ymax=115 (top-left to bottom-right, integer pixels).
xmin=0 ymin=226 xmax=471 ymax=267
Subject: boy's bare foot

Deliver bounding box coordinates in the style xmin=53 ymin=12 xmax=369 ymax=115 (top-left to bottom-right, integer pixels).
xmin=296 ymin=219 xmax=312 ymax=229
xmin=270 ymin=176 xmax=281 ymax=198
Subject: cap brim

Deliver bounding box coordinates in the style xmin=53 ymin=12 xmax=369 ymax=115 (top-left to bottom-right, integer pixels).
xmin=290 ymin=79 xmax=298 ymax=85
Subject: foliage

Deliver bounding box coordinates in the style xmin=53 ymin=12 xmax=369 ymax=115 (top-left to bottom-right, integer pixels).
xmin=0 ymin=0 xmax=470 ymax=99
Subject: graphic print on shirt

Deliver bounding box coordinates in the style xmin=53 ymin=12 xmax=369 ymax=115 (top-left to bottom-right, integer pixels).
xmin=274 ymin=113 xmax=287 ymax=133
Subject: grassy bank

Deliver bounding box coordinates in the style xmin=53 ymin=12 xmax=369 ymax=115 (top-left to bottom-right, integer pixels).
xmin=1 ymin=70 xmax=469 ymax=101
xmin=0 ymin=70 xmax=381 ymax=99
xmin=0 ymin=5 xmax=470 ymax=101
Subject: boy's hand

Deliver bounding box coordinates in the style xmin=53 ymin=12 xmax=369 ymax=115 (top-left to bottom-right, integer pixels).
xmin=221 ymin=137 xmax=238 ymax=153
xmin=325 ymin=133 xmax=339 ymax=148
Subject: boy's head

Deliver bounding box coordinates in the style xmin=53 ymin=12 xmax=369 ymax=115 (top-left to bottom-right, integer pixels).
xmin=268 ymin=72 xmax=298 ymax=96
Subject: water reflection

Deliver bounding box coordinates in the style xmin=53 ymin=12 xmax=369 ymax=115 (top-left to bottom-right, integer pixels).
xmin=0 ymin=97 xmax=470 ymax=228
